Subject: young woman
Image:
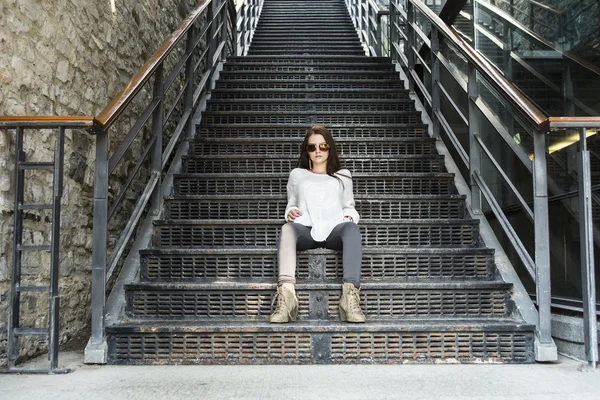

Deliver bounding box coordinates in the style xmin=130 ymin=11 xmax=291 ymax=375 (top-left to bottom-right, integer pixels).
xmin=270 ymin=125 xmax=366 ymax=323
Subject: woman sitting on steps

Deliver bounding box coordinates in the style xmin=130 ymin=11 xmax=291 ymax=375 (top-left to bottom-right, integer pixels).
xmin=270 ymin=125 xmax=366 ymax=324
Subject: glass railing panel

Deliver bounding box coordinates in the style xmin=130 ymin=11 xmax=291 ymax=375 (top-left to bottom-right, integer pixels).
xmin=474 ymin=0 xmax=600 ymax=118
xmin=545 ymin=128 xmax=600 ymax=309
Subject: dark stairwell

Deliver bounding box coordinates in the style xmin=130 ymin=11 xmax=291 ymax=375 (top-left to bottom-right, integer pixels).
xmin=105 ymin=0 xmax=535 ymax=364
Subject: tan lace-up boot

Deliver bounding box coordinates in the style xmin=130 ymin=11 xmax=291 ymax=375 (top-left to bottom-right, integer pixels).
xmin=270 ymin=283 xmax=298 ymax=323
xmin=339 ymin=282 xmax=366 ymax=323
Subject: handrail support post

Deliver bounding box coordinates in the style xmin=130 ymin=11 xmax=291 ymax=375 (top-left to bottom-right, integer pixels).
xmin=577 ymin=127 xmax=599 ymax=369
xmin=468 ymin=64 xmax=482 ymax=215
xmin=406 ymin=1 xmax=416 ymax=94
xmin=151 ymin=64 xmax=165 ymax=214
xmin=533 ymin=126 xmax=557 ymax=361
xmin=431 ymin=26 xmax=441 ymax=139
xmin=85 ymin=129 xmax=109 ymax=364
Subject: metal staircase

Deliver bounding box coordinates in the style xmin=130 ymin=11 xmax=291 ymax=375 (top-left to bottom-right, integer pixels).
xmin=105 ymin=0 xmax=535 ymax=364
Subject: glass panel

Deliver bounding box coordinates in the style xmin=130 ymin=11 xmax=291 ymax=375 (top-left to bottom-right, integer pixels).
xmin=474 ymin=0 xmax=600 ymax=117
xmin=545 ymin=129 xmax=600 ymax=308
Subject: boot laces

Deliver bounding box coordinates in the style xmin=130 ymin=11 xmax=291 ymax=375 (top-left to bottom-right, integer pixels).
xmin=347 ymin=287 xmax=361 ymax=312
xmin=272 ymin=288 xmax=286 ymax=314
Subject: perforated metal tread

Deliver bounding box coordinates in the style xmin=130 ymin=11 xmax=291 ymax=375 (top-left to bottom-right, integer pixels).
xmin=152 ymin=219 xmax=480 ymax=248
xmin=107 ymin=320 xmax=535 ymax=364
xmin=174 ymin=172 xmax=457 ymax=196
xmin=124 ymin=281 xmax=513 ymax=320
xmin=164 ymin=194 xmax=467 ymax=220
xmin=139 ymin=246 xmax=495 ymax=282
xmin=182 ymin=155 xmax=445 ymax=174
xmin=205 ymin=100 xmax=415 ymax=112
xmin=195 ymin=125 xmax=429 ymax=139
xmin=189 ymin=137 xmax=436 ymax=156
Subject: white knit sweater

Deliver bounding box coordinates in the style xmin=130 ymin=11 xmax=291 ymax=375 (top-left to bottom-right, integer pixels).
xmin=284 ymin=168 xmax=360 ymax=241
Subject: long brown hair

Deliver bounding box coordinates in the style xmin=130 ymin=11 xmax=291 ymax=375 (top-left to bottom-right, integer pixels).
xmin=298 ymin=126 xmax=343 ymax=176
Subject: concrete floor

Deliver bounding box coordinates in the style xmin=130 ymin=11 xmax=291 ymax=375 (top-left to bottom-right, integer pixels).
xmin=1 ymin=351 xmax=599 ymax=400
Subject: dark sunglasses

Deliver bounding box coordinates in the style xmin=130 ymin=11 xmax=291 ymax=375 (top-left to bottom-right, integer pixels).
xmin=307 ymin=143 xmax=330 ymax=152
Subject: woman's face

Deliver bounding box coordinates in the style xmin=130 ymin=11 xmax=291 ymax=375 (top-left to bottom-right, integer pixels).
xmin=307 ymin=133 xmax=329 ymax=168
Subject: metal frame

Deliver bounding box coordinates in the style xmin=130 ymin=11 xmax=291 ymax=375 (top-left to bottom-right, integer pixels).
xmin=85 ymin=0 xmax=262 ymax=364
xmin=0 ymin=119 xmax=93 ymax=373
xmin=0 ymin=0 xmax=262 ymax=370
xmin=350 ymin=0 xmax=600 ymax=366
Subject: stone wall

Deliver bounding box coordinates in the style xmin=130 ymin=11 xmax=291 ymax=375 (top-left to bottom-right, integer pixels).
xmin=0 ymin=0 xmax=200 ymax=367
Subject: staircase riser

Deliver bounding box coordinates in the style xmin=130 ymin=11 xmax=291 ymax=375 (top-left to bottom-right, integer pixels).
xmin=152 ymin=224 xmax=479 ymax=247
xmin=209 ymin=92 xmax=411 ymax=100
xmin=201 ymin=114 xmax=422 ymax=125
xmin=215 ymin=83 xmax=404 ymax=90
xmin=205 ymin=104 xmax=415 ymax=112
xmin=126 ymin=288 xmax=510 ymax=319
xmin=195 ymin=126 xmax=427 ymax=138
xmin=174 ymin=177 xmax=455 ymax=196
xmin=182 ymin=158 xmax=444 ymax=174
xmin=140 ymin=252 xmax=493 ymax=281
xmin=165 ymin=199 xmax=466 ymax=220
xmin=218 ymin=74 xmax=397 ymax=80
xmin=190 ymin=141 xmax=435 ymax=156
xmin=107 ymin=330 xmax=535 ymax=364
xmin=222 ymin=66 xmax=396 ymax=72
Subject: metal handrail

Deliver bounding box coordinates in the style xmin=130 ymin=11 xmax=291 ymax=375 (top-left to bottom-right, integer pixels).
xmin=372 ymin=0 xmax=597 ymax=367
xmin=407 ymin=0 xmax=547 ymax=127
xmin=1 ymin=0 xmax=262 ymax=367
xmin=0 ymin=116 xmax=94 ymax=128
xmin=94 ymin=1 xmax=211 ymax=131
xmin=476 ymin=0 xmax=600 ymax=83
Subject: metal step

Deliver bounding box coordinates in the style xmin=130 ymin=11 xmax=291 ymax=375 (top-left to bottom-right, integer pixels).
xmin=139 ymin=247 xmax=494 ymax=282
xmin=124 ymin=281 xmax=513 ymax=320
xmin=201 ymin=111 xmax=422 ymax=125
xmin=215 ymin=80 xmax=405 ymax=90
xmin=107 ymin=320 xmax=535 ymax=364
xmin=151 ymin=219 xmax=480 ymax=248
xmin=209 ymin=90 xmax=411 ymax=100
xmin=173 ymin=172 xmax=456 ymax=196
xmin=217 ymin=71 xmax=399 ymax=81
xmin=194 ymin=125 xmax=430 ymax=141
xmin=225 ymin=55 xmax=392 ymax=63
xmin=164 ymin=194 xmax=467 ymax=220
xmin=189 ymin=137 xmax=436 ymax=156
xmin=204 ymin=100 xmax=415 ymax=113
xmin=181 ymin=155 xmax=445 ymax=174
xmin=222 ymin=62 xmax=396 ymax=72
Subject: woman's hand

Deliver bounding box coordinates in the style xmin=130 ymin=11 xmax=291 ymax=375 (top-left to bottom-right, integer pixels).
xmin=288 ymin=209 xmax=302 ymax=221
xmin=343 ymin=215 xmax=354 ymax=222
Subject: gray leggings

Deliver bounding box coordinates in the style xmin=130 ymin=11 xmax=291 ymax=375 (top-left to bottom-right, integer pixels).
xmin=277 ymin=222 xmax=362 ymax=287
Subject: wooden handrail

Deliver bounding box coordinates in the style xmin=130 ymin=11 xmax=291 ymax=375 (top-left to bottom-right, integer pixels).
xmin=0 ymin=116 xmax=94 ymax=128
xmin=410 ymin=0 xmax=547 ymax=128
xmin=94 ymin=0 xmax=211 ymax=130
xmin=548 ymin=117 xmax=600 ymax=128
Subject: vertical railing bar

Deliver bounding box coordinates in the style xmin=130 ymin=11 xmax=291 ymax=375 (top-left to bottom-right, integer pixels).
xmin=533 ymin=126 xmax=552 ymax=348
xmin=184 ymin=29 xmax=195 ymax=140
xmin=151 ymin=64 xmax=164 ymax=214
xmin=7 ymin=126 xmax=25 ymax=369
xmin=431 ymin=26 xmax=441 ymax=139
xmin=468 ymin=64 xmax=482 ymax=215
xmin=87 ymin=128 xmax=109 ymax=363
xmin=406 ymin=1 xmax=416 ymax=93
xmin=577 ymin=127 xmax=599 ymax=369
xmin=48 ymin=126 xmax=65 ymax=370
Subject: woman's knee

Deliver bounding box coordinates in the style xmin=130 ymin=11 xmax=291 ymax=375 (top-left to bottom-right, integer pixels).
xmin=341 ymin=222 xmax=362 ymax=241
xmin=280 ymin=222 xmax=297 ymax=239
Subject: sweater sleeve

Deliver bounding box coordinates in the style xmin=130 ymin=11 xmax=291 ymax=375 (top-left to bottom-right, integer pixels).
xmin=284 ymin=169 xmax=301 ymax=221
xmin=339 ymin=169 xmax=360 ymax=224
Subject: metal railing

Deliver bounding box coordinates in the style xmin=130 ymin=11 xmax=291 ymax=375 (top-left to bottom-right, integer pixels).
xmin=347 ymin=0 xmax=598 ymax=367
xmin=0 ymin=0 xmax=262 ymax=370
